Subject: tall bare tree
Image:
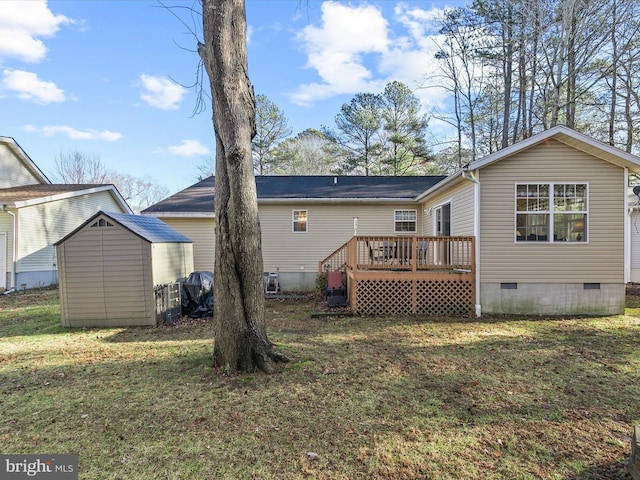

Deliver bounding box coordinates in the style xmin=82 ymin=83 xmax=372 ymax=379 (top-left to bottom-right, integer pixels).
xmin=198 ymin=0 xmax=287 ymax=374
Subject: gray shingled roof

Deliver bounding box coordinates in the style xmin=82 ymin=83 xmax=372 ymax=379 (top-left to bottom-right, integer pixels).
xmin=56 ymin=211 xmax=192 ymax=245
xmin=142 ymin=175 xmax=448 ymax=214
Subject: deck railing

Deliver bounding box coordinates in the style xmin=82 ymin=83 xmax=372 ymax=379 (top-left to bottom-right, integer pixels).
xmin=320 ymin=235 xmax=476 ymax=316
xmin=320 ymin=235 xmax=475 ymax=273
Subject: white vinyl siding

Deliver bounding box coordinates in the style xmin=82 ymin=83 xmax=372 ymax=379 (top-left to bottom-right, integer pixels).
xmin=480 ymin=139 xmax=624 ymax=284
xmin=259 ymin=203 xmax=421 ymax=272
xmin=159 ymin=217 xmax=214 ymax=273
xmin=16 ymin=190 xmax=124 ymax=273
xmin=0 ymin=143 xmax=43 ymax=188
xmin=0 ymin=211 xmax=14 ymax=282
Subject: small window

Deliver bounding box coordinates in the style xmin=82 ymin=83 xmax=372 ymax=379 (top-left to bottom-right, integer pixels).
xmin=394 ymin=210 xmax=417 ymax=233
xmin=90 ymin=219 xmax=113 ymax=228
xmin=292 ymin=210 xmax=307 ymax=233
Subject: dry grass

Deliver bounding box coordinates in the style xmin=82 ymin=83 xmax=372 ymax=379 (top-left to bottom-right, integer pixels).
xmin=1 ymin=288 xmax=639 ymax=479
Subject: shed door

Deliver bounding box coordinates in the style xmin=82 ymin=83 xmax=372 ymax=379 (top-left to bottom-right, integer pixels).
xmin=0 ymin=233 xmax=6 ymax=289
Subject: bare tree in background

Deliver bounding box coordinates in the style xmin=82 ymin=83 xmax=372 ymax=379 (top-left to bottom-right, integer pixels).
xmin=52 ymin=150 xmax=168 ymax=211
xmin=198 ymin=0 xmax=288 ymax=374
xmin=52 ymin=149 xmax=110 ymax=184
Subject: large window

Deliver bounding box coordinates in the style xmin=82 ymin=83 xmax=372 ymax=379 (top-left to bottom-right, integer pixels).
xmin=394 ymin=210 xmax=417 ymax=233
xmin=515 ymin=183 xmax=587 ymax=243
xmin=292 ymin=210 xmax=307 ymax=233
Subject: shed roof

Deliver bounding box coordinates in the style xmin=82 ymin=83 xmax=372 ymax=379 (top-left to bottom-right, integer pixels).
xmin=56 ymin=211 xmax=192 ymax=245
xmin=141 ymin=175 xmax=447 ymax=215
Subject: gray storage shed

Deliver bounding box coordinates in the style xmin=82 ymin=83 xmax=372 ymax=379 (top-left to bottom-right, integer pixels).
xmin=55 ymin=211 xmax=194 ymax=327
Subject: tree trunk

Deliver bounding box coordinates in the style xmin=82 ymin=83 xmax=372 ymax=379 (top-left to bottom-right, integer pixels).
xmin=199 ymin=0 xmax=288 ymax=374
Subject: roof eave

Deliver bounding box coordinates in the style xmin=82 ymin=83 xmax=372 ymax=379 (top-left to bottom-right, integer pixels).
xmin=469 ymin=125 xmax=640 ymax=172
xmin=13 ymin=185 xmax=133 ymax=213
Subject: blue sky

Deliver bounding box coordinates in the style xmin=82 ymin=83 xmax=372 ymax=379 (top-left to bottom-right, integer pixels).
xmin=0 ymin=0 xmax=469 ymax=196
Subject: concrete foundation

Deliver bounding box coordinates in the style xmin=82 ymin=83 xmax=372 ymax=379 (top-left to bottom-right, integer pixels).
xmin=480 ymin=282 xmax=625 ymax=315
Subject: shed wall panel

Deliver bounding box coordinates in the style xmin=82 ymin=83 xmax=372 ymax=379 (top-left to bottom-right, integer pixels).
xmin=151 ymin=242 xmax=194 ymax=285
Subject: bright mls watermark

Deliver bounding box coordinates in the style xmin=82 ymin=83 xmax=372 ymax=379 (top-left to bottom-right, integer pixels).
xmin=0 ymin=455 xmax=78 ymax=479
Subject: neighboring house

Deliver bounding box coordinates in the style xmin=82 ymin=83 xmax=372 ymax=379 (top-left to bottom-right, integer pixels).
xmin=0 ymin=137 xmax=132 ymax=291
xmin=141 ymin=175 xmax=446 ymax=290
xmin=56 ymin=210 xmax=193 ymax=327
xmin=142 ymin=126 xmax=640 ymax=315
xmin=629 ymin=187 xmax=640 ymax=283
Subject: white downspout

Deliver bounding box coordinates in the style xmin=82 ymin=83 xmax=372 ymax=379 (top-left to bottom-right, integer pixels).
xmin=625 ymin=168 xmax=630 ymax=284
xmin=473 ymin=170 xmax=481 ymax=316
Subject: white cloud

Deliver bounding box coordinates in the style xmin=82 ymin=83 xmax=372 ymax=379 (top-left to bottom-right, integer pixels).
xmin=291 ymin=1 xmax=390 ymax=105
xmin=139 ymin=74 xmax=187 ymax=110
xmin=0 ymin=0 xmax=73 ymax=63
xmin=23 ymin=124 xmax=122 ymax=141
xmin=167 ymin=139 xmax=210 ymax=156
xmin=2 ymin=69 xmax=65 ymax=103
xmin=289 ymin=1 xmax=453 ymax=110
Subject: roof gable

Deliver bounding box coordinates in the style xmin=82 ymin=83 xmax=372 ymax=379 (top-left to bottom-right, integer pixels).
xmin=0 ymin=136 xmax=50 ymax=185
xmin=470 ymin=125 xmax=640 ymax=172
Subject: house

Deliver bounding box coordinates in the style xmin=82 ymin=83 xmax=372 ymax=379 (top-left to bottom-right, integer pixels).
xmin=0 ymin=137 xmax=132 ymax=291
xmin=141 ymin=175 xmax=446 ymax=291
xmin=143 ymin=126 xmax=640 ymax=316
xmin=418 ymin=125 xmax=640 ymax=315
xmin=56 ymin=211 xmax=193 ymax=327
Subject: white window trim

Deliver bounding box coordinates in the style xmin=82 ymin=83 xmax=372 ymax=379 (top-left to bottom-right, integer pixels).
xmin=514 ymin=182 xmax=589 ymax=244
xmin=394 ymin=209 xmax=417 ymax=233
xmin=292 ymin=209 xmax=308 ymax=233
xmin=432 ymin=200 xmax=453 ymax=236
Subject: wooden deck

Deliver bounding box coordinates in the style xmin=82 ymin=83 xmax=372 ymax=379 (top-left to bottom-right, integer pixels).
xmin=319 ymin=236 xmax=476 ymax=316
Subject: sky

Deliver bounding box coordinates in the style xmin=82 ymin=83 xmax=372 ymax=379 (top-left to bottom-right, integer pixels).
xmin=0 ymin=0 xmax=470 ymax=197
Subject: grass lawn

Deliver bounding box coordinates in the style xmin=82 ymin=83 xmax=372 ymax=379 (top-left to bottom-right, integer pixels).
xmin=1 ymin=288 xmax=639 ymax=479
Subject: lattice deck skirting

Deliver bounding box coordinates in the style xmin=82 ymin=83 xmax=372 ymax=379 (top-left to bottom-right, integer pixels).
xmin=348 ymin=271 xmax=475 ymax=317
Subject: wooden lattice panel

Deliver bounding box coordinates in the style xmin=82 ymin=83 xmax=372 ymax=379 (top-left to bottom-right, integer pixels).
xmin=351 ymin=273 xmax=475 ymax=317
xmin=415 ymin=278 xmax=474 ymax=316
xmin=354 ymin=279 xmax=412 ymax=316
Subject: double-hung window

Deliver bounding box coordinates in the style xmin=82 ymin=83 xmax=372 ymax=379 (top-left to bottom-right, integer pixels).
xmin=515 ymin=183 xmax=587 ymax=243
xmin=394 ymin=210 xmax=417 ymax=233
xmin=292 ymin=210 xmax=308 ymax=233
